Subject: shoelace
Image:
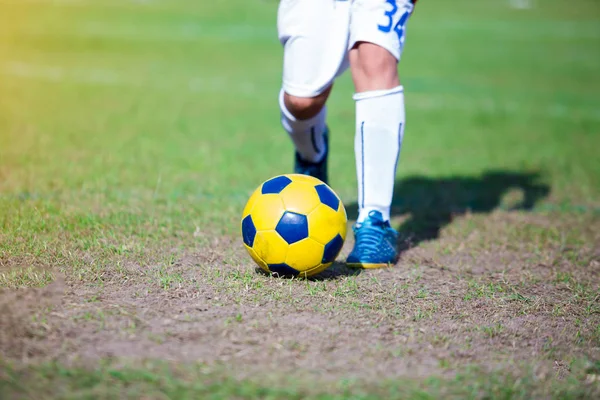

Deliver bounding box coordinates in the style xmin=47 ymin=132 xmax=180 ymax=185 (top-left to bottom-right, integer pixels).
xmin=354 ymin=223 xmax=386 ymax=256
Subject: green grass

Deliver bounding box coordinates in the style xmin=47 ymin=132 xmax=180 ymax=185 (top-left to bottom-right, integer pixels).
xmin=1 ymin=360 xmax=598 ymax=400
xmin=1 ymin=0 xmax=599 ymax=398
xmin=0 ymin=266 xmax=55 ymax=288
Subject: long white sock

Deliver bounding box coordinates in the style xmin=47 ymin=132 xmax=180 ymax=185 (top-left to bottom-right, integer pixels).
xmin=279 ymin=89 xmax=327 ymax=163
xmin=354 ymin=86 xmax=405 ymax=223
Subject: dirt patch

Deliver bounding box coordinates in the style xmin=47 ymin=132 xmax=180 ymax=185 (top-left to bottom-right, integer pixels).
xmin=1 ymin=212 xmax=599 ymax=384
xmin=0 ymin=275 xmax=65 ymax=361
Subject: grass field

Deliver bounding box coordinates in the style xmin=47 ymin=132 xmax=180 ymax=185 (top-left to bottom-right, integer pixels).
xmin=1 ymin=0 xmax=599 ymax=398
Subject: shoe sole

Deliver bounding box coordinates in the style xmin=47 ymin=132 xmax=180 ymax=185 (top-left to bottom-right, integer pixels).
xmin=346 ymin=262 xmax=392 ymax=269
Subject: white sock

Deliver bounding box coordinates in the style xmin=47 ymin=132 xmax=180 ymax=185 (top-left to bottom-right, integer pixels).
xmin=279 ymin=89 xmax=327 ymax=163
xmin=354 ymin=86 xmax=405 ymax=223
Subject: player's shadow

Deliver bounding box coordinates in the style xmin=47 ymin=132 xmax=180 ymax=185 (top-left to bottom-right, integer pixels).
xmin=344 ymin=170 xmax=550 ymax=256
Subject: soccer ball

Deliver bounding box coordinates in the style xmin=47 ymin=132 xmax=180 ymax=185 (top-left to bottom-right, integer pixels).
xmin=241 ymin=174 xmax=347 ymax=278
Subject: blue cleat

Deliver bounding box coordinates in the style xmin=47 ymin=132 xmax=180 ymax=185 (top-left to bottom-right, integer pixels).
xmin=346 ymin=210 xmax=399 ymax=269
xmin=294 ymin=128 xmax=328 ymax=185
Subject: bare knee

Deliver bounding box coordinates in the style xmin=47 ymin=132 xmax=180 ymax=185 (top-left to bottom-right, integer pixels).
xmin=284 ymin=86 xmax=332 ymax=120
xmin=350 ymin=42 xmax=399 ymax=92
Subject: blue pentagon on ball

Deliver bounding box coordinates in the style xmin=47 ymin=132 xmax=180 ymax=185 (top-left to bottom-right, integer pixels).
xmin=323 ymin=234 xmax=344 ymax=264
xmin=241 ymin=215 xmax=257 ymax=247
xmin=261 ymin=175 xmax=292 ymax=194
xmin=275 ymin=211 xmax=308 ymax=244
xmin=315 ymin=184 xmax=340 ymax=211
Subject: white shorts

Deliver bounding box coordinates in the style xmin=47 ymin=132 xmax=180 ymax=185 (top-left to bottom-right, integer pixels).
xmin=278 ymin=0 xmax=415 ymax=98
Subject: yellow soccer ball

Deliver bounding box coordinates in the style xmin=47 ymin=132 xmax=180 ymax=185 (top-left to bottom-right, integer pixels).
xmin=241 ymin=174 xmax=347 ymax=278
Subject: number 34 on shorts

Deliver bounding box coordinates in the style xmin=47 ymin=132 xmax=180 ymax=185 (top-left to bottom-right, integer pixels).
xmin=349 ymin=0 xmax=416 ymax=61
xmin=277 ymin=0 xmax=416 ymax=97
xmin=377 ymin=0 xmax=414 ymax=41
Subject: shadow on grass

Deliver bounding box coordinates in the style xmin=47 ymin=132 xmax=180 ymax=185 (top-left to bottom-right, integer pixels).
xmin=345 ymin=170 xmax=550 ymax=255
xmin=311 ymin=261 xmax=361 ymax=280
xmin=255 ymin=262 xmax=361 ymax=281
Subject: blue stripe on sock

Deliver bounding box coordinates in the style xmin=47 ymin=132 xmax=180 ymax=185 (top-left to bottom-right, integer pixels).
xmin=393 ymin=122 xmax=403 ymax=176
xmin=360 ymin=121 xmax=365 ymax=209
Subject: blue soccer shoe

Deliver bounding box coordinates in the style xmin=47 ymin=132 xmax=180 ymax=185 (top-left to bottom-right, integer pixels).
xmin=346 ymin=210 xmax=399 ymax=269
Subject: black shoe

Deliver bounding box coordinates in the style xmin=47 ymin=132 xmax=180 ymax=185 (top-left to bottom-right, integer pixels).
xmin=294 ymin=128 xmax=329 ymax=185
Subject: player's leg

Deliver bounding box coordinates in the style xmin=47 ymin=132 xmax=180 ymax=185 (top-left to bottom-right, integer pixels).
xmin=277 ymin=0 xmax=351 ymax=184
xmin=351 ymin=43 xmax=405 ymax=224
xmin=280 ymin=87 xmax=331 ymax=183
xmin=346 ymin=0 xmax=415 ymax=268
